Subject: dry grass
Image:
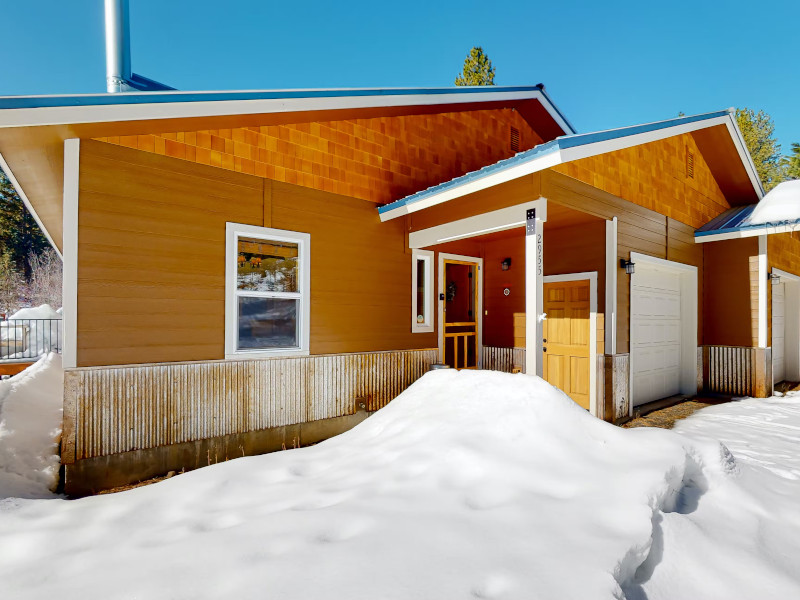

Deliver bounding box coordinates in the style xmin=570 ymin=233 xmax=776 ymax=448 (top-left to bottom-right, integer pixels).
xmin=621 ymin=399 xmax=722 ymax=430
xmin=96 ymin=471 xmax=179 ymax=495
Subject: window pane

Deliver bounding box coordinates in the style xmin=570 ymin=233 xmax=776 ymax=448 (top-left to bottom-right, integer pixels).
xmin=237 ymin=297 xmax=298 ymax=350
xmin=416 ymin=258 xmax=427 ymax=325
xmin=237 ymin=237 xmax=299 ymax=292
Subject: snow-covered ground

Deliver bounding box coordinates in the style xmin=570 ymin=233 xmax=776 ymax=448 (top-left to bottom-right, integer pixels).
xmin=0 ymin=367 xmax=799 ymax=599
xmin=0 ymin=354 xmax=63 ymax=499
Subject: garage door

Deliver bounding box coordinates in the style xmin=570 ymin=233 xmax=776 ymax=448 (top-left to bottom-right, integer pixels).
xmin=773 ymin=282 xmax=786 ymax=383
xmin=631 ymin=263 xmax=682 ymax=406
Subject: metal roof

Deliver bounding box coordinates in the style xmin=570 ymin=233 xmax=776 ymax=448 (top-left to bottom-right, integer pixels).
xmin=378 ymin=110 xmax=737 ymax=218
xmin=695 ymin=203 xmax=800 ymax=241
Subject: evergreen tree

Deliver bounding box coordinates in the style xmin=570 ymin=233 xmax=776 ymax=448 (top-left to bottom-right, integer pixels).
xmin=785 ymin=143 xmax=800 ymax=180
xmin=455 ymin=47 xmax=496 ymax=86
xmin=735 ymin=108 xmax=785 ymax=191
xmin=0 ymin=168 xmax=49 ymax=278
xmin=0 ymin=251 xmax=23 ymax=316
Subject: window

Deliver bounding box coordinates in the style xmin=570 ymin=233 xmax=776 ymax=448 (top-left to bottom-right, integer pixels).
xmin=225 ymin=223 xmax=310 ymax=358
xmin=412 ymin=249 xmax=434 ymax=333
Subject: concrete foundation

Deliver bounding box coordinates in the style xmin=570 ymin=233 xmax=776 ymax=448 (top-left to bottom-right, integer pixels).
xmin=64 ymin=409 xmax=370 ymax=497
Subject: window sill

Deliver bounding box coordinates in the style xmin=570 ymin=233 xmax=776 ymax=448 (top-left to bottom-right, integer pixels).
xmin=411 ymin=325 xmax=434 ymax=334
xmin=225 ymin=349 xmax=310 ymax=361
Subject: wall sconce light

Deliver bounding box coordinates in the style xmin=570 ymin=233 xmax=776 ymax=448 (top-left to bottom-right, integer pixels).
xmin=768 ymin=272 xmax=781 ymax=285
xmin=501 ymin=257 xmax=512 ymax=271
xmin=620 ymin=258 xmax=635 ymax=275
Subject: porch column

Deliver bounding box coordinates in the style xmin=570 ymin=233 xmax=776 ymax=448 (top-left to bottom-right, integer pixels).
xmin=605 ymin=217 xmax=618 ymax=355
xmin=525 ymin=208 xmax=543 ymax=377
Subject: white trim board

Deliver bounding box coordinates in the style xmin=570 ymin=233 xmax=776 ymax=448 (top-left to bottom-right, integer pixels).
xmin=224 ymin=223 xmax=311 ymax=360
xmin=437 ymin=253 xmax=483 ymax=368
xmin=380 ymin=113 xmax=761 ymax=222
xmin=628 ymin=253 xmax=698 ymax=411
xmin=758 ymin=235 xmax=768 ymax=348
xmin=411 ymin=249 xmax=434 ymax=333
xmin=773 ymin=268 xmax=800 ymax=381
xmin=408 ymin=198 xmax=548 ymax=248
xmin=61 ymin=139 xmax=80 ymax=370
xmin=543 ymin=272 xmax=598 ymax=417
xmin=0 ymin=88 xmax=573 ymax=133
xmin=605 ymin=218 xmax=617 ymax=355
xmin=0 ymin=152 xmax=60 ymax=257
xmin=694 ymin=222 xmax=800 ymax=243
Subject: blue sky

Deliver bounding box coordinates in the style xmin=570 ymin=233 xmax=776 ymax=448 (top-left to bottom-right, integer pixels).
xmin=3 ymin=1 xmax=799 ymax=151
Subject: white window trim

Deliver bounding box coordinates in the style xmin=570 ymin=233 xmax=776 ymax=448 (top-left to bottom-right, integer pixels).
xmin=225 ymin=223 xmax=310 ymax=359
xmin=412 ymin=249 xmax=434 ymax=333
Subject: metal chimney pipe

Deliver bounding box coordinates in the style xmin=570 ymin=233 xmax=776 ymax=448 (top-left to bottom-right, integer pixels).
xmin=104 ymin=0 xmax=132 ymax=93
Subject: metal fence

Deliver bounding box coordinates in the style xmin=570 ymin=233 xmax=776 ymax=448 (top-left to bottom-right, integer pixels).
xmin=0 ymin=318 xmax=63 ymax=360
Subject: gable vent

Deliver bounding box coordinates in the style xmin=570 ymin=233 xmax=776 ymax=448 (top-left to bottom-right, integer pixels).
xmin=510 ymin=126 xmax=520 ymax=153
xmin=686 ymin=147 xmax=695 ymax=179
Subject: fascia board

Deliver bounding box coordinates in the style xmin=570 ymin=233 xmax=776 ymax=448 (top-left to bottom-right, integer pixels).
xmin=0 ymin=89 xmax=544 ymax=129
xmin=378 ymin=150 xmax=563 ymax=222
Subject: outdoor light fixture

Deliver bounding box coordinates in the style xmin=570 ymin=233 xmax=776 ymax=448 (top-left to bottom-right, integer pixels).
xmin=620 ymin=258 xmax=635 ymax=275
xmin=768 ymin=272 xmax=781 ymax=285
xmin=501 ymin=257 xmax=512 ymax=271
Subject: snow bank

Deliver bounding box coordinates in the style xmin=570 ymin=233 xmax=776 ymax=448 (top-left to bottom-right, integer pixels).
xmin=2 ymin=304 xmax=62 ymax=359
xmin=0 ymin=354 xmax=64 ymax=499
xmin=628 ymin=395 xmax=800 ymax=599
xmin=749 ymin=179 xmax=800 ymax=224
xmin=0 ymin=370 xmax=747 ymax=600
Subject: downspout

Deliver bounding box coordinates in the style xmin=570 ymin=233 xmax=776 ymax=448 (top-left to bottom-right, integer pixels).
xmin=105 ymin=0 xmax=132 ymax=93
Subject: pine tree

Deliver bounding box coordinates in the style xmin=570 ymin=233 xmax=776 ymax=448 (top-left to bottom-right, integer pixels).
xmin=0 ymin=251 xmax=23 ymax=317
xmin=0 ymin=168 xmax=49 ymax=278
xmin=455 ymin=47 xmax=496 ymax=86
xmin=785 ymin=143 xmax=800 ymax=180
xmin=735 ymin=108 xmax=786 ymax=191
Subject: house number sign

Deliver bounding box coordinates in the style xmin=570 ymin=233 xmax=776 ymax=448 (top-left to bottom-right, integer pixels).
xmin=526 ymin=208 xmax=543 ymax=276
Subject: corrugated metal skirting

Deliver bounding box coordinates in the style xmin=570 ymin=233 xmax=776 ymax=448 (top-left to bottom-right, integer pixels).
xmin=64 ymin=349 xmax=438 ymax=462
xmin=702 ymin=345 xmax=755 ymax=396
xmin=482 ymin=347 xmax=526 ymax=373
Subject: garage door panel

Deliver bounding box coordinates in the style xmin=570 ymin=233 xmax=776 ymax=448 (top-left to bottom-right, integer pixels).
xmin=773 ymin=283 xmax=785 ymax=383
xmin=632 ymin=262 xmax=688 ymax=406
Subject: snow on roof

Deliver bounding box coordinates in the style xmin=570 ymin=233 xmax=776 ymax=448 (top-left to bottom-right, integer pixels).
xmin=695 ymin=180 xmax=800 ymax=241
xmin=749 ymin=180 xmax=800 ymax=224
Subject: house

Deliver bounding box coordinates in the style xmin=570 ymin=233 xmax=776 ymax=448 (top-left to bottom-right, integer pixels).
xmin=2 ymin=74 xmax=798 ymax=494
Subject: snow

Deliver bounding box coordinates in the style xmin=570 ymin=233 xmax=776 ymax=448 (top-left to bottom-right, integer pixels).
xmin=749 ymin=179 xmax=800 ymax=224
xmin=0 ymin=354 xmax=63 ymax=499
xmin=0 ymin=368 xmax=799 ymax=599
xmin=1 ymin=304 xmax=62 ymax=359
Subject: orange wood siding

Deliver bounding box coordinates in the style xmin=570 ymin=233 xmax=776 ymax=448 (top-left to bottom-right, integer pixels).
xmin=551 ymin=133 xmax=730 ymax=228
xmin=76 ymin=140 xmax=436 ymax=367
xmin=541 ymin=170 xmax=703 ymax=353
xmin=95 ymin=108 xmax=541 ymax=207
xmin=767 ymin=232 xmax=800 ymax=347
xmin=703 ymin=237 xmax=757 ymax=347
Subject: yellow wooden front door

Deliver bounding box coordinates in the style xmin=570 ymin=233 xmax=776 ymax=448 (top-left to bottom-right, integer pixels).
xmin=542 ymin=280 xmax=591 ymax=409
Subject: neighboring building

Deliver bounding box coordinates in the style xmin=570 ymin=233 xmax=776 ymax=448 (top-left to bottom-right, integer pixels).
xmin=0 ymin=86 xmax=796 ymax=494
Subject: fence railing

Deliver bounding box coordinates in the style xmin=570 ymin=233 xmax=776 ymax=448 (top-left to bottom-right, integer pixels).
xmin=0 ymin=318 xmax=62 ymax=360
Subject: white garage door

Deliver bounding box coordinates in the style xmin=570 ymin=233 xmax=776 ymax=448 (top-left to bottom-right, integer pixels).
xmin=773 ymin=282 xmax=786 ymax=383
xmin=631 ymin=264 xmax=682 ymax=406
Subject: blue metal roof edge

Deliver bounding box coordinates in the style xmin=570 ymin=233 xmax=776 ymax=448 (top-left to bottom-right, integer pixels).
xmin=0 ymin=85 xmax=546 ymax=110
xmin=378 ymin=139 xmax=562 ymax=214
xmin=379 ymin=109 xmax=731 ymax=215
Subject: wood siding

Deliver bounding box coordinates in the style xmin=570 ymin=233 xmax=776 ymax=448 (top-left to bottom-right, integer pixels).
xmin=551 ymin=133 xmax=729 ymax=228
xmin=76 ymin=141 xmax=437 ymax=367
xmin=703 ymin=237 xmax=758 ymax=347
xmin=95 ymin=108 xmax=541 ymax=207
xmin=541 ymin=170 xmax=704 ymax=353
xmin=767 ymin=232 xmax=800 ymax=347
